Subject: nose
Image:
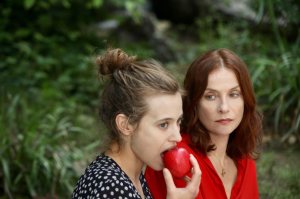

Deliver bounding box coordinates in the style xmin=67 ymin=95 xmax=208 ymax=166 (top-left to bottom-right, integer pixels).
xmin=218 ymin=97 xmax=229 ymax=114
xmin=171 ymin=125 xmax=182 ymax=142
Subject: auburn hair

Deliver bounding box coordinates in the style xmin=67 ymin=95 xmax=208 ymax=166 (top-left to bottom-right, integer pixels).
xmin=181 ymin=48 xmax=263 ymax=160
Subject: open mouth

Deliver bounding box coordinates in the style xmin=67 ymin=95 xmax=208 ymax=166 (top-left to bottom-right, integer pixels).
xmin=161 ymin=150 xmax=167 ymax=158
xmin=161 ymin=146 xmax=177 ymax=158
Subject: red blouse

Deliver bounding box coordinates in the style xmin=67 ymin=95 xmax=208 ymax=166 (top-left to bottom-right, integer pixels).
xmin=145 ymin=134 xmax=259 ymax=199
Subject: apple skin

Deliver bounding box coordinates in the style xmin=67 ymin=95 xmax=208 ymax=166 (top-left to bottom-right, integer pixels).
xmin=163 ymin=147 xmax=192 ymax=178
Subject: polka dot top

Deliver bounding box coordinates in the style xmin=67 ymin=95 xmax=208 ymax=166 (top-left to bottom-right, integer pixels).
xmin=72 ymin=154 xmax=153 ymax=199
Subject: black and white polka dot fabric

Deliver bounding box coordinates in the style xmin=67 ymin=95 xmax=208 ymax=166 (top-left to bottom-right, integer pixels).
xmin=72 ymin=154 xmax=153 ymax=199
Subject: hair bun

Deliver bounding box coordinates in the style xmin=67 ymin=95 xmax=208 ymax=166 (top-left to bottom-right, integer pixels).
xmin=96 ymin=48 xmax=137 ymax=75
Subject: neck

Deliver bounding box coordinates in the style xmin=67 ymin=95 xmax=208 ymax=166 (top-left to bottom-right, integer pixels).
xmin=105 ymin=142 xmax=144 ymax=182
xmin=208 ymin=135 xmax=230 ymax=177
xmin=209 ymin=134 xmax=229 ymax=161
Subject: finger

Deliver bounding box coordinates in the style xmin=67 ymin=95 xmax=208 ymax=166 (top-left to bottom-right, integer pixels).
xmin=188 ymin=154 xmax=201 ymax=185
xmin=190 ymin=154 xmax=201 ymax=175
xmin=183 ymin=175 xmax=191 ymax=183
xmin=163 ymin=168 xmax=176 ymax=191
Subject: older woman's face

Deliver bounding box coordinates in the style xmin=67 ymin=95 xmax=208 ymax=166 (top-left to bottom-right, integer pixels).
xmin=198 ymin=68 xmax=244 ymax=137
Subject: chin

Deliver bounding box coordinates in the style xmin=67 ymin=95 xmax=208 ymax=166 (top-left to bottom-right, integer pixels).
xmin=148 ymin=161 xmax=163 ymax=171
xmin=213 ymin=130 xmax=233 ymax=136
xmin=218 ymin=126 xmax=237 ymax=135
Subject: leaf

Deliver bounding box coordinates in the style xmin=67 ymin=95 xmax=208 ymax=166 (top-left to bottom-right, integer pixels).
xmin=1 ymin=158 xmax=12 ymax=196
xmin=25 ymin=175 xmax=37 ymax=197
xmin=24 ymin=0 xmax=36 ymax=9
xmin=92 ymin=0 xmax=103 ymax=7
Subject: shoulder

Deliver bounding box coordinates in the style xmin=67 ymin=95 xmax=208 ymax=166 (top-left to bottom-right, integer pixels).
xmin=237 ymin=156 xmax=257 ymax=173
xmin=72 ymin=155 xmax=131 ymax=198
xmin=81 ymin=155 xmax=124 ymax=182
xmin=240 ymin=156 xmax=257 ymax=165
xmin=246 ymin=157 xmax=257 ymax=170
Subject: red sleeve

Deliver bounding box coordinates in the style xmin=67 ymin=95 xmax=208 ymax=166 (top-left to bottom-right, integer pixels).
xmin=144 ymin=167 xmax=167 ymax=199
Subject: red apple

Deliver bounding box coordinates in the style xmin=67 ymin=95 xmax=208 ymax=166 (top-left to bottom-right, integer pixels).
xmin=163 ymin=147 xmax=192 ymax=178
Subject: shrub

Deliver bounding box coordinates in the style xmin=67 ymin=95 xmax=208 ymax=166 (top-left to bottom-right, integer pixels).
xmin=0 ymin=93 xmax=100 ymax=198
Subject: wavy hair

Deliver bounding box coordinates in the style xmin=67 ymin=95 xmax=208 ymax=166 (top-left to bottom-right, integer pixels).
xmin=181 ymin=48 xmax=263 ymax=159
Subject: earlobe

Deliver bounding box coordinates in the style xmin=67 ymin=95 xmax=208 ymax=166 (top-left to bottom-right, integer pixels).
xmin=115 ymin=113 xmax=134 ymax=136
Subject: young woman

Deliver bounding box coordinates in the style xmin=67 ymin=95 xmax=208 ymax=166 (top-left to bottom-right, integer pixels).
xmin=72 ymin=48 xmax=200 ymax=199
xmin=145 ymin=48 xmax=263 ymax=199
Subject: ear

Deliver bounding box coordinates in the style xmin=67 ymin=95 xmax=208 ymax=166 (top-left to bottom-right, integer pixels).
xmin=115 ymin=113 xmax=134 ymax=136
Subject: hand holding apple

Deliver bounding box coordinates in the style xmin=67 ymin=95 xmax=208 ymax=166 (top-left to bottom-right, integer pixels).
xmin=163 ymin=154 xmax=201 ymax=199
xmin=163 ymin=147 xmax=192 ymax=178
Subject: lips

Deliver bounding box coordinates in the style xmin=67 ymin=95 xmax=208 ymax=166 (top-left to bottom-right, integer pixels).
xmin=215 ymin=118 xmax=233 ymax=125
xmin=161 ymin=145 xmax=177 ymax=158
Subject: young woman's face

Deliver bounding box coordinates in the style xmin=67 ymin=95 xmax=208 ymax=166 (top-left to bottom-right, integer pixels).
xmin=198 ymin=67 xmax=244 ymax=137
xmin=130 ymin=92 xmax=183 ymax=171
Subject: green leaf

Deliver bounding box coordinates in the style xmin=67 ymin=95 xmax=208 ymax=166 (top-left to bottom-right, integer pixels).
xmin=92 ymin=0 xmax=103 ymax=7
xmin=24 ymin=0 xmax=36 ymax=9
xmin=1 ymin=158 xmax=12 ymax=196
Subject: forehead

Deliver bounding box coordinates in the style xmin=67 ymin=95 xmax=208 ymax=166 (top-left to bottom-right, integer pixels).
xmin=207 ymin=68 xmax=239 ymax=89
xmin=143 ymin=92 xmax=182 ymax=120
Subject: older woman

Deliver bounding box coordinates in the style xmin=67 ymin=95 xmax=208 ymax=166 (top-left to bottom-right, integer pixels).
xmin=145 ymin=48 xmax=263 ymax=199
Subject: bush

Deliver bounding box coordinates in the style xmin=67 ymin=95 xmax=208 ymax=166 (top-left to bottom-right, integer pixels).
xmin=252 ymin=50 xmax=300 ymax=142
xmin=0 ymin=1 xmax=147 ymax=197
xmin=0 ymin=94 xmax=100 ymax=198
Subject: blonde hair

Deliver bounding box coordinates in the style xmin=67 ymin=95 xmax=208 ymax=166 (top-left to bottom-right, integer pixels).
xmin=96 ymin=48 xmax=180 ymax=149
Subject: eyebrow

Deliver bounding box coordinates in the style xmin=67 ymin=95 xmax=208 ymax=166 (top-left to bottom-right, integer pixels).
xmin=205 ymin=85 xmax=240 ymax=92
xmin=156 ymin=114 xmax=183 ymax=122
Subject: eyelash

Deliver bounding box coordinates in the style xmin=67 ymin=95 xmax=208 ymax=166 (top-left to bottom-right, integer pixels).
xmin=204 ymin=91 xmax=241 ymax=100
xmin=230 ymin=92 xmax=240 ymax=98
xmin=159 ymin=118 xmax=182 ymax=129
xmin=159 ymin=122 xmax=169 ymax=129
xmin=204 ymin=94 xmax=216 ymax=101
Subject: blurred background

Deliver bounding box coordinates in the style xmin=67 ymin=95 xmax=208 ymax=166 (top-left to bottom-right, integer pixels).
xmin=0 ymin=0 xmax=299 ymax=198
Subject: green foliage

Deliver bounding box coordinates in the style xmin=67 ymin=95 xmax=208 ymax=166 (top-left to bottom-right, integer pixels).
xmin=250 ymin=0 xmax=300 ymax=140
xmin=257 ymin=149 xmax=300 ymax=199
xmin=0 ymin=94 xmax=100 ymax=198
xmin=190 ymin=0 xmax=300 ymax=142
xmin=0 ymin=0 xmax=147 ymax=197
xmin=252 ymin=50 xmax=300 ymax=141
xmin=0 ymin=0 xmax=299 ymax=198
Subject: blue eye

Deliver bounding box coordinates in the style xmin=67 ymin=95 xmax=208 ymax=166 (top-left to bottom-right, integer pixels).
xmin=204 ymin=95 xmax=216 ymax=101
xmin=159 ymin=122 xmax=168 ymax=129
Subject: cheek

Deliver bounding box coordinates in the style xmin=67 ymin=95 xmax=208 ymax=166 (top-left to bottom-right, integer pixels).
xmin=238 ymin=106 xmax=244 ymax=120
xmin=233 ymin=100 xmax=244 ymax=121
xmin=131 ymin=133 xmax=154 ymax=160
xmin=131 ymin=130 xmax=166 ymax=167
xmin=198 ymin=102 xmax=215 ymax=119
xmin=132 ymin=128 xmax=163 ymax=153
xmin=133 ymin=130 xmax=152 ymax=147
xmin=236 ymin=100 xmax=244 ymax=113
